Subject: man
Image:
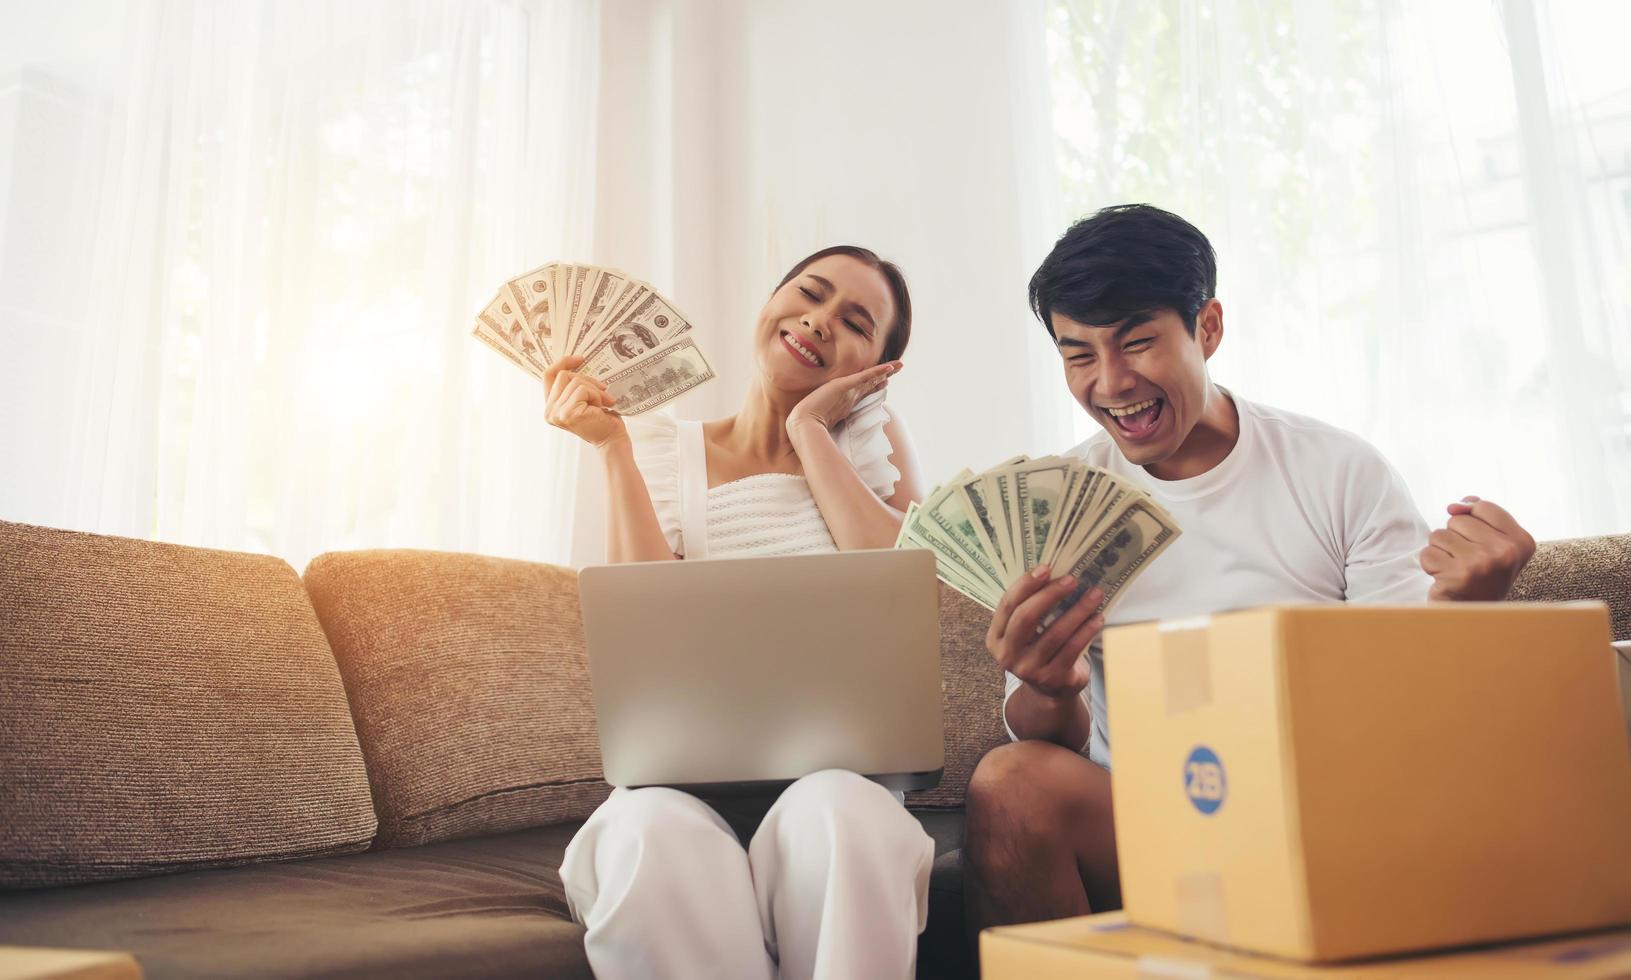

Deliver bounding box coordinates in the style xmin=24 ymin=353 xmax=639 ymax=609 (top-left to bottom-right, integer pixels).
xmin=963 ymin=205 xmax=1536 ymax=938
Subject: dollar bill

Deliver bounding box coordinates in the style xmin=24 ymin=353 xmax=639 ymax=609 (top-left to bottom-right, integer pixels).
xmin=551 ymin=264 xmax=570 ymax=352
xmin=574 ymin=268 xmax=635 ymax=356
xmin=1010 ymin=457 xmax=1074 ymax=571
xmin=897 ymin=455 xmax=1182 ymax=617
xmin=473 ymin=316 xmax=547 ymax=382
xmin=600 ymin=333 xmax=715 ymax=415
xmin=476 ymin=293 xmax=551 ymax=374
xmin=577 ymin=289 xmax=696 ymax=376
xmin=1039 ymin=467 xmax=1093 ymax=570
xmin=502 ymin=263 xmax=559 ymax=354
xmin=1054 ymin=496 xmax=1180 ymax=615
xmin=596 ymin=281 xmax=652 ymax=343
xmin=471 ymin=262 xmax=716 ymax=416
xmin=916 ymin=481 xmax=1006 ymax=598
xmin=902 ymin=517 xmax=1001 ymax=608
xmin=955 ymin=479 xmax=1012 ymax=584
xmin=897 ymin=503 xmax=996 ymax=608
xmin=561 ymin=265 xmax=593 ymax=356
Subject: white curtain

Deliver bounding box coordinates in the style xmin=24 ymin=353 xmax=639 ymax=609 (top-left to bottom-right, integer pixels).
xmin=8 ymin=0 xmax=1624 ymax=566
xmin=1 ymin=0 xmax=601 ymax=569
xmin=1046 ymin=0 xmax=1631 ymax=540
xmin=2 ymin=0 xmax=1069 ymax=569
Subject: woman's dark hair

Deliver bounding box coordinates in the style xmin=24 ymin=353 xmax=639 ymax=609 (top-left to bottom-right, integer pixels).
xmin=775 ymin=245 xmax=912 ymax=362
xmin=1028 ymin=204 xmax=1217 ymax=337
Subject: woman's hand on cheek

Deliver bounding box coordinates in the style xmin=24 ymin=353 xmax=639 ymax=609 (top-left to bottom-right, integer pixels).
xmin=786 ymin=360 xmax=902 ymax=436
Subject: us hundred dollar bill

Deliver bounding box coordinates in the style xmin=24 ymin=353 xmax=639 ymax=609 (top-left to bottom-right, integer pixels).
xmin=600 ymin=334 xmax=715 ymax=415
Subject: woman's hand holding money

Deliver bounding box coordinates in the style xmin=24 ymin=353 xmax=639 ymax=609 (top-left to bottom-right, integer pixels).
xmin=786 ymin=360 xmax=902 ymax=436
xmin=986 ymin=569 xmax=1105 ymax=701
xmin=544 ymin=356 xmax=628 ymax=450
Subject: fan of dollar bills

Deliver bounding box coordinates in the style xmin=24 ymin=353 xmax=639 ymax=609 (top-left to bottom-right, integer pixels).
xmin=472 ymin=262 xmax=715 ymax=416
xmin=896 ymin=455 xmax=1182 ymax=613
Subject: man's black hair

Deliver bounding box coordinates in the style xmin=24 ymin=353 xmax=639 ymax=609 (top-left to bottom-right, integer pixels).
xmin=1028 ymin=204 xmax=1217 ymax=337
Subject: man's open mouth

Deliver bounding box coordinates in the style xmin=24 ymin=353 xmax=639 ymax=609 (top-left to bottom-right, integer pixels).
xmin=1102 ymin=397 xmax=1163 ymax=439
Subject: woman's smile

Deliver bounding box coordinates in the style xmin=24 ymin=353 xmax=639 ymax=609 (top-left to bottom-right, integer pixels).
xmin=780 ymin=330 xmax=826 ymax=368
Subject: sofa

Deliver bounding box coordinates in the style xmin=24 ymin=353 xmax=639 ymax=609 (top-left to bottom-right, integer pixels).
xmin=1 ymin=518 xmax=1627 ymax=979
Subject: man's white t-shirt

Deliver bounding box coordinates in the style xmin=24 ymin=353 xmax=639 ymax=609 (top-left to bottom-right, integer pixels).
xmin=1003 ymin=392 xmax=1433 ymax=769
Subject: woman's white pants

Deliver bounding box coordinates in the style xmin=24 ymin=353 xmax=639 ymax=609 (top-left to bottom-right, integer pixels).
xmin=559 ymin=769 xmax=935 ymax=980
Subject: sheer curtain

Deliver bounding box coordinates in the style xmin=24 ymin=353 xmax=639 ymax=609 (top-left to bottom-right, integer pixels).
xmin=3 ymin=0 xmax=1072 ymax=569
xmin=12 ymin=0 xmax=1621 ymax=566
xmin=1 ymin=0 xmax=599 ymax=569
xmin=1046 ymin=0 xmax=1631 ymax=540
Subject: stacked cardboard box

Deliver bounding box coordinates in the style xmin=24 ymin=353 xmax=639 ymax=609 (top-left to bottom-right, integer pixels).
xmin=983 ymin=911 xmax=1631 ymax=978
xmin=1098 ymin=603 xmax=1631 ymax=962
xmin=985 ymin=603 xmax=1631 ymax=978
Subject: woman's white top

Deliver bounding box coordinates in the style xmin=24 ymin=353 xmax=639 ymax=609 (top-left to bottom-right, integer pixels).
xmin=625 ymin=396 xmax=900 ymax=559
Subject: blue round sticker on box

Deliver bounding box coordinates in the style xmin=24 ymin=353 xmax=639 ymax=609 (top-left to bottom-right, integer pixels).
xmin=1184 ymin=746 xmax=1226 ymax=815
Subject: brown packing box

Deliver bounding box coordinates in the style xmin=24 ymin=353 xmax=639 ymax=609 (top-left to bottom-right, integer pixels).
xmin=981 ymin=912 xmax=1631 ymax=979
xmin=0 ymin=947 xmax=141 ymax=980
xmin=1103 ymin=603 xmax=1631 ymax=963
xmin=1617 ymin=641 xmax=1631 ymax=751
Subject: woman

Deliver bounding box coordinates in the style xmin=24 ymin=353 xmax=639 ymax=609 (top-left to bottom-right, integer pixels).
xmin=550 ymin=246 xmax=932 ymax=980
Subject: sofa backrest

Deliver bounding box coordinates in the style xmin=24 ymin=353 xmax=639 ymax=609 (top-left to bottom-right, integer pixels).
xmin=303 ymin=549 xmax=611 ymax=848
xmin=1510 ymin=534 xmax=1631 ymax=639
xmin=0 ymin=520 xmax=377 ymax=889
xmin=913 ymin=586 xmax=1008 ymax=807
xmin=5 ymin=522 xmax=1622 ymax=883
xmin=298 ymin=549 xmax=1008 ymax=840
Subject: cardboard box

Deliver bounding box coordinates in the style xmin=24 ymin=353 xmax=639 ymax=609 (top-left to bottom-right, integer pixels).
xmin=1104 ymin=603 xmax=1631 ymax=963
xmin=981 ymin=911 xmax=1631 ymax=979
xmin=0 ymin=947 xmax=141 ymax=980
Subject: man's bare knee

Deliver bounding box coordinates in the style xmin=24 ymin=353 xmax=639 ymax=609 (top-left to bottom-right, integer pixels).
xmin=964 ymin=740 xmax=1114 ymax=933
xmin=970 ymin=740 xmax=1100 ymax=808
xmin=968 ymin=743 xmax=1079 ymax=851
xmin=970 ymin=739 xmax=1071 ymax=797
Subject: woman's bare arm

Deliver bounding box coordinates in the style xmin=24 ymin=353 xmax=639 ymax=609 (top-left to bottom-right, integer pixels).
xmin=599 ymin=436 xmax=680 ymax=563
xmin=789 ymin=413 xmax=924 ymax=550
xmin=543 ymin=356 xmax=678 ymax=564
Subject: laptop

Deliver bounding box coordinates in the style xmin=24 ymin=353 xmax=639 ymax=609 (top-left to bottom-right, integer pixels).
xmin=578 ymin=548 xmax=944 ymax=794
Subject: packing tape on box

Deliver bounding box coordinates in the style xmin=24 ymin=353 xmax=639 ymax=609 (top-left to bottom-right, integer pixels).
xmin=1175 ymin=871 xmax=1229 ymax=944
xmin=1159 ymin=616 xmax=1213 ymax=715
xmin=1136 ymin=954 xmax=1214 ymax=979
xmin=1615 ymin=641 xmax=1631 ymax=753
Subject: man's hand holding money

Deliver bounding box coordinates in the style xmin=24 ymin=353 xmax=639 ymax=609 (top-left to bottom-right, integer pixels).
xmin=987 ymin=570 xmax=1105 ymax=700
xmin=988 ymin=569 xmax=1104 ymax=748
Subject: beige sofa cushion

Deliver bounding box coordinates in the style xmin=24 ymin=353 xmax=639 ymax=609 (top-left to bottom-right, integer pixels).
xmin=907 ymin=585 xmax=1008 ymax=808
xmin=0 ymin=521 xmax=377 ymax=889
xmin=304 ymin=550 xmax=610 ymax=848
xmin=1511 ymin=534 xmax=1631 ymax=640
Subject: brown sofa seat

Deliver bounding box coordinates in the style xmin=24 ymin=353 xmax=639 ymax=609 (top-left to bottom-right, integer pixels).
xmin=0 ymin=811 xmax=969 ymax=980
xmin=0 ymin=824 xmax=593 ymax=980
